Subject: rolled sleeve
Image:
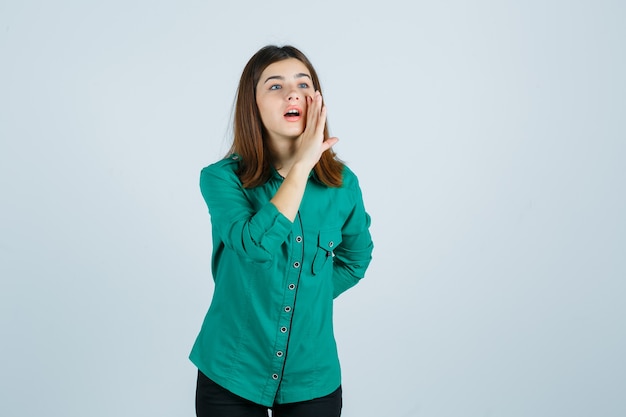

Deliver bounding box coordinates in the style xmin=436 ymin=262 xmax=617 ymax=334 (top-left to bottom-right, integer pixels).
xmin=332 ymin=171 xmax=374 ymax=298
xmin=201 ymin=162 xmax=293 ymax=263
xmin=240 ymin=202 xmax=293 ymax=260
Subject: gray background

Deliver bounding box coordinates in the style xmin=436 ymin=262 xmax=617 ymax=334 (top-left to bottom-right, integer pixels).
xmin=1 ymin=1 xmax=624 ymax=416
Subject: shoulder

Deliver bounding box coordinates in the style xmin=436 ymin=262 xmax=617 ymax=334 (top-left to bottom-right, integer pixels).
xmin=340 ymin=164 xmax=361 ymax=190
xmin=201 ymin=154 xmax=241 ymax=176
xmin=200 ymin=154 xmax=242 ymax=187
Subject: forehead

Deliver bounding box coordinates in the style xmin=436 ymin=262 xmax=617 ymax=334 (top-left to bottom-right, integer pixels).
xmin=258 ymin=58 xmax=310 ymax=81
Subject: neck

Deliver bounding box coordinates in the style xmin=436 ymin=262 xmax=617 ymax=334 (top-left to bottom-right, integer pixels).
xmin=268 ymin=135 xmax=297 ymax=177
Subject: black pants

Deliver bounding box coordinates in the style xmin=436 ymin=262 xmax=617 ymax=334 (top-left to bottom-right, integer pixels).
xmin=196 ymin=370 xmax=342 ymax=417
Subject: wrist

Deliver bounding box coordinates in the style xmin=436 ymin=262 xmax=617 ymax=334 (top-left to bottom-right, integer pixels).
xmin=289 ymin=161 xmax=312 ymax=180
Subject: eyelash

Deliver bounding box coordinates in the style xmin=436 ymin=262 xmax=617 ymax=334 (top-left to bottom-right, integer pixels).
xmin=269 ymin=83 xmax=310 ymax=90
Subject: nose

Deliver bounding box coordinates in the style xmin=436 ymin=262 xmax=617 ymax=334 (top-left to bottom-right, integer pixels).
xmin=286 ymin=88 xmax=300 ymax=101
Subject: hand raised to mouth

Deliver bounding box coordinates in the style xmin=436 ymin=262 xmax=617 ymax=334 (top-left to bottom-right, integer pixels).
xmin=293 ymin=91 xmax=339 ymax=171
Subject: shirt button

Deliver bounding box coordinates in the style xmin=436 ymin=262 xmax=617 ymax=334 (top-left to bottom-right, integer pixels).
xmin=328 ymin=241 xmax=334 ymax=247
xmin=276 ymin=351 xmax=283 ymax=357
xmin=288 ymin=284 xmax=295 ymax=290
xmin=296 ymin=236 xmax=302 ymax=243
xmin=272 ymin=374 xmax=279 ymax=380
xmin=293 ymin=261 xmax=300 ymax=268
xmin=280 ymin=326 xmax=288 ymax=333
xmin=284 ymin=306 xmax=292 ymax=313
xmin=231 ymin=155 xmax=239 ymax=160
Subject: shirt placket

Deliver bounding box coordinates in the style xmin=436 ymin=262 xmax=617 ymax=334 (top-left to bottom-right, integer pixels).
xmin=267 ymin=212 xmax=305 ymax=396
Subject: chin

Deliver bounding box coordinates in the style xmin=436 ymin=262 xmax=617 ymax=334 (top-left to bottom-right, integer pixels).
xmin=284 ymin=130 xmax=304 ymax=139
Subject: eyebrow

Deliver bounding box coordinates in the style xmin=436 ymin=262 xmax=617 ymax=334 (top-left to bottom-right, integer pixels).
xmin=263 ymin=73 xmax=311 ymax=84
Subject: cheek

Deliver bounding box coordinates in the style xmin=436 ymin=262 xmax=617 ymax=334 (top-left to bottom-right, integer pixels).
xmin=255 ymin=99 xmax=267 ymax=119
xmin=256 ymin=104 xmax=272 ymax=126
xmin=257 ymin=97 xmax=282 ymax=121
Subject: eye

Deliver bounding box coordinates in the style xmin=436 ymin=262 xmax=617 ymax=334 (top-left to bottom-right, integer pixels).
xmin=269 ymin=84 xmax=282 ymax=90
xmin=298 ymin=82 xmax=310 ymax=88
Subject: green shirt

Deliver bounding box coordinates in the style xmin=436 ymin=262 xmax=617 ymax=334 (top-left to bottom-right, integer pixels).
xmin=189 ymin=154 xmax=374 ymax=406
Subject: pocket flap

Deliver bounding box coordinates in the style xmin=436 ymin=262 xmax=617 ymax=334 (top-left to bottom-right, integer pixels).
xmin=318 ymin=229 xmax=342 ymax=252
xmin=312 ymin=229 xmax=342 ymax=275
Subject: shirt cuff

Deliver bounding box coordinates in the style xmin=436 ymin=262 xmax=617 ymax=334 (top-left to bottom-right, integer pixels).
xmin=245 ymin=202 xmax=293 ymax=258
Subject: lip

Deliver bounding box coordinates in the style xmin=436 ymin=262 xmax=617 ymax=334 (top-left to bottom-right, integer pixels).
xmin=283 ymin=105 xmax=304 ymax=121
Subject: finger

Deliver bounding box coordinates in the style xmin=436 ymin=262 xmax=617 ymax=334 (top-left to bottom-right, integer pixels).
xmin=303 ymin=92 xmax=324 ymax=137
xmin=315 ymin=103 xmax=327 ymax=135
xmin=320 ymin=136 xmax=339 ymax=152
xmin=314 ymin=95 xmax=327 ymax=136
xmin=304 ymin=95 xmax=319 ymax=134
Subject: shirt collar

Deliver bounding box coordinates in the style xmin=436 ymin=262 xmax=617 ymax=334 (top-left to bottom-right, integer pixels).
xmin=229 ymin=154 xmax=322 ymax=184
xmin=270 ymin=166 xmax=320 ymax=183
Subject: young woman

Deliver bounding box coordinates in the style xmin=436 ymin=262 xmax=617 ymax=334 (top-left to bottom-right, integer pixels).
xmin=190 ymin=45 xmax=374 ymax=417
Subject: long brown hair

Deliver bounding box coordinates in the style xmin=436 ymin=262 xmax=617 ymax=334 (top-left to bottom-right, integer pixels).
xmin=228 ymin=45 xmax=344 ymax=188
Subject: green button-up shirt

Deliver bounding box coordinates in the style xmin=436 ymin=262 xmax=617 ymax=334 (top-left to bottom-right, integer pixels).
xmin=189 ymin=154 xmax=374 ymax=406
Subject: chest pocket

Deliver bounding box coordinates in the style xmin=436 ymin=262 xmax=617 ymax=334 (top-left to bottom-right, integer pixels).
xmin=312 ymin=229 xmax=342 ymax=275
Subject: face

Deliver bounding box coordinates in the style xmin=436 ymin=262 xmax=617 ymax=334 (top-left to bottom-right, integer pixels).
xmin=256 ymin=58 xmax=314 ymax=143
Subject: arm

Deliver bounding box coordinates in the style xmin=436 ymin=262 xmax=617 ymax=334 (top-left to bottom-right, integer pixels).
xmin=332 ymin=171 xmax=374 ymax=298
xmin=271 ymin=92 xmax=338 ymax=222
xmin=200 ymin=163 xmax=293 ymax=263
xmin=201 ymin=92 xmax=338 ymax=263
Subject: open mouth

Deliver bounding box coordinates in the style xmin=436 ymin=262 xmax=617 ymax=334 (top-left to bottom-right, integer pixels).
xmin=284 ymin=109 xmax=301 ymax=117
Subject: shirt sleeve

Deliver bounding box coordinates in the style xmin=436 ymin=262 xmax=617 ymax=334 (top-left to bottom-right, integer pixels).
xmin=200 ymin=162 xmax=293 ymax=263
xmin=332 ymin=170 xmax=374 ymax=298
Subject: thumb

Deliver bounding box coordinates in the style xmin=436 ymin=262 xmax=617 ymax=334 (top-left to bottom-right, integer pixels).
xmin=321 ymin=137 xmax=339 ymax=152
